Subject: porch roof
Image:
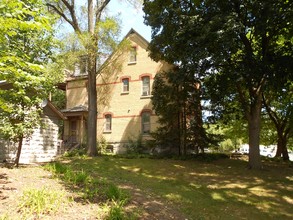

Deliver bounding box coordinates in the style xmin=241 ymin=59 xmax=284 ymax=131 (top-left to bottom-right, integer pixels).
xmin=61 ymin=105 xmax=88 ymax=117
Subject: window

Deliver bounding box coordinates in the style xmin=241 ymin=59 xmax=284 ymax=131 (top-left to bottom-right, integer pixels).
xmin=141 ymin=112 xmax=150 ymax=134
xmin=129 ymin=47 xmax=137 ymax=63
xmin=104 ymin=114 xmax=112 ymax=131
xmin=122 ymin=78 xmax=129 ymax=92
xmin=142 ymin=76 xmax=150 ymax=96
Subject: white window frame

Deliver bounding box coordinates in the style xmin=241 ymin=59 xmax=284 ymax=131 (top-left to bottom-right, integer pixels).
xmin=104 ymin=114 xmax=112 ymax=132
xmin=122 ymin=78 xmax=129 ymax=93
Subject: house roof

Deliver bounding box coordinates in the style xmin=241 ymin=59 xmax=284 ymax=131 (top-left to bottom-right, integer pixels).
xmin=46 ymin=101 xmax=67 ymax=120
xmin=62 ymin=28 xmax=150 ymax=83
xmin=61 ymin=105 xmax=88 ymax=113
xmin=124 ymin=28 xmax=150 ymax=45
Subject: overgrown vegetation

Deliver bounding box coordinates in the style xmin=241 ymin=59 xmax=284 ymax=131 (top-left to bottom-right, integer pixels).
xmin=18 ymin=188 xmax=67 ymax=219
xmin=49 ymin=156 xmax=292 ymax=219
xmin=44 ymin=161 xmax=133 ymax=219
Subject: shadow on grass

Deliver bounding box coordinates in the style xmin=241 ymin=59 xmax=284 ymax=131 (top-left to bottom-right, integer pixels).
xmin=43 ymin=155 xmax=293 ymax=220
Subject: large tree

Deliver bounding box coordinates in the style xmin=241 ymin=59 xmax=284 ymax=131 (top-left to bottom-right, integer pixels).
xmin=262 ymin=81 xmax=293 ymax=161
xmin=143 ymin=0 xmax=293 ymax=169
xmin=152 ymin=69 xmax=218 ymax=155
xmin=47 ymin=0 xmax=141 ymax=156
xmin=0 ymin=0 xmax=57 ymax=166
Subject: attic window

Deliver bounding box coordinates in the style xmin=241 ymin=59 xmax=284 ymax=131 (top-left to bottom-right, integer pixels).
xmin=129 ymin=47 xmax=137 ymax=64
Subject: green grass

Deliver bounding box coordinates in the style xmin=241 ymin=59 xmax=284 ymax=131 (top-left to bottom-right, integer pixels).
xmin=18 ymin=187 xmax=67 ymax=218
xmin=48 ymin=155 xmax=293 ymax=220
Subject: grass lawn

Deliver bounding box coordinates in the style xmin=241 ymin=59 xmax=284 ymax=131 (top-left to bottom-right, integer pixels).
xmin=52 ymin=155 xmax=293 ymax=220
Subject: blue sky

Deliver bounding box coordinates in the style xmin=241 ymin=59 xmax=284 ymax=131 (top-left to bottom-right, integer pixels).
xmin=107 ymin=0 xmax=151 ymax=41
xmin=57 ymin=1 xmax=151 ymax=42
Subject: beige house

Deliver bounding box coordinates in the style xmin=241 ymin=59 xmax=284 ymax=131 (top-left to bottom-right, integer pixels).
xmin=62 ymin=29 xmax=173 ymax=153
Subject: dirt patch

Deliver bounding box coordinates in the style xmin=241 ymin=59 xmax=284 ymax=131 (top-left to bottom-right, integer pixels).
xmin=0 ymin=163 xmax=186 ymax=219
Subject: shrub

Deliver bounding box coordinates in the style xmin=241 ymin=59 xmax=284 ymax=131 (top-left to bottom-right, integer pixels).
xmin=63 ymin=148 xmax=86 ymax=157
xmin=97 ymin=136 xmax=108 ymax=155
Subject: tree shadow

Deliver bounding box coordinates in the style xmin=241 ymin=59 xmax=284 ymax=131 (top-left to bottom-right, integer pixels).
xmin=0 ymin=169 xmax=16 ymax=201
xmin=57 ymin=157 xmax=293 ymax=219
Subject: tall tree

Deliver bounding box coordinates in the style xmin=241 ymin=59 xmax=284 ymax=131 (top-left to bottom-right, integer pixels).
xmin=152 ymin=69 xmax=219 ymax=155
xmin=47 ymin=0 xmax=141 ymax=156
xmin=143 ymin=0 xmax=293 ymax=169
xmin=0 ymin=0 xmax=57 ymax=166
xmin=262 ymin=81 xmax=293 ymax=161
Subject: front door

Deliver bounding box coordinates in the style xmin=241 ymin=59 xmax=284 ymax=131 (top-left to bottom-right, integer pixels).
xmin=70 ymin=120 xmax=78 ymax=143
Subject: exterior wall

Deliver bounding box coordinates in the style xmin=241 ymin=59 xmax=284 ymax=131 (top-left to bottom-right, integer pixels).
xmin=0 ymin=105 xmax=62 ymax=164
xmin=63 ymin=30 xmax=174 ymax=152
xmin=66 ymin=78 xmax=88 ymax=109
xmin=96 ymin=32 xmax=173 ymax=151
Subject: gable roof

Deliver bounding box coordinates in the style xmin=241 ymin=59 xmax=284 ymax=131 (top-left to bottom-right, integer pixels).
xmin=124 ymin=28 xmax=150 ymax=46
xmin=46 ymin=101 xmax=66 ymax=120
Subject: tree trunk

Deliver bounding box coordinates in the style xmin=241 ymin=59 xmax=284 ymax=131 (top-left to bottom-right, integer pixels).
xmin=14 ymin=135 xmax=23 ymax=168
xmin=86 ymin=0 xmax=98 ymax=156
xmin=87 ymin=51 xmax=98 ymax=156
xmin=248 ymin=99 xmax=262 ymax=169
xmin=275 ymin=132 xmax=289 ymax=161
xmin=194 ymin=82 xmax=205 ymax=152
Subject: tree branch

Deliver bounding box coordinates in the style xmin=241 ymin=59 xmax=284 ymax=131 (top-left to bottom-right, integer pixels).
xmin=262 ymin=93 xmax=279 ymax=129
xmin=47 ymin=0 xmax=81 ymax=34
xmin=46 ymin=3 xmax=74 ymax=27
xmin=96 ymin=0 xmax=111 ymax=24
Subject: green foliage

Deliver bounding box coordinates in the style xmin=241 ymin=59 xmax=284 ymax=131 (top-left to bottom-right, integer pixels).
xmin=262 ymin=80 xmax=293 ymax=156
xmin=106 ymin=184 xmax=128 ymax=202
xmin=126 ymin=135 xmax=144 ymax=154
xmin=44 ymin=161 xmax=129 ymax=204
xmin=97 ymin=136 xmax=108 ymax=155
xmin=106 ymin=200 xmax=127 ymax=220
xmin=63 ymin=148 xmax=87 ymax=157
xmin=0 ymin=0 xmax=58 ymax=143
xmin=152 ymin=71 xmax=220 ymax=154
xmin=18 ymin=187 xmax=66 ymax=218
xmin=144 ymin=0 xmax=293 ymax=168
xmin=151 ymin=72 xmax=181 ymax=149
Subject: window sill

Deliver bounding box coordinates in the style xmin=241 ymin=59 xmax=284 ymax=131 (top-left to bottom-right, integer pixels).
xmin=121 ymin=92 xmax=129 ymax=95
xmin=103 ymin=131 xmax=112 ymax=134
xmin=128 ymin=61 xmax=137 ymax=65
xmin=140 ymin=95 xmax=152 ymax=99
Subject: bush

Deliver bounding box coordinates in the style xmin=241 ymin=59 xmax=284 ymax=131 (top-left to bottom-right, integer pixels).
xmin=97 ymin=136 xmax=108 ymax=155
xmin=63 ymin=148 xmax=86 ymax=157
xmin=125 ymin=135 xmax=145 ymax=154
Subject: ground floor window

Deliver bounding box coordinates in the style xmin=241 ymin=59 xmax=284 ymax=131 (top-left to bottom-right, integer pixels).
xmin=105 ymin=114 xmax=112 ymax=131
xmin=141 ymin=112 xmax=150 ymax=134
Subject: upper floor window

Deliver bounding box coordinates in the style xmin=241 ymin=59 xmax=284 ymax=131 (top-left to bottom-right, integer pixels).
xmin=129 ymin=47 xmax=137 ymax=63
xmin=141 ymin=111 xmax=151 ymax=134
xmin=122 ymin=78 xmax=129 ymax=93
xmin=74 ymin=56 xmax=87 ymax=76
xmin=104 ymin=114 xmax=112 ymax=132
xmin=142 ymin=76 xmax=150 ymax=96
